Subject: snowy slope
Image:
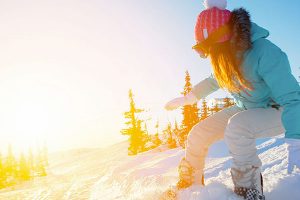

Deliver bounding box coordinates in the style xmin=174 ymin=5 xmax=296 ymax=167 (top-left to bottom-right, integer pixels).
xmin=0 ymin=136 xmax=300 ymax=200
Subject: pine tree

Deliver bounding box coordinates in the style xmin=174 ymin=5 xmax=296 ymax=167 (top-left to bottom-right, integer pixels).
xmin=143 ymin=122 xmax=152 ymax=150
xmin=168 ymin=124 xmax=177 ymax=149
xmin=200 ymin=98 xmax=209 ymax=120
xmin=0 ymin=147 xmax=48 ymax=190
xmin=18 ymin=153 xmax=30 ymax=181
xmin=223 ymin=97 xmax=234 ymax=108
xmin=173 ymin=119 xmax=181 ymax=147
xmin=4 ymin=145 xmax=17 ymax=186
xmin=151 ymin=119 xmax=162 ymax=148
xmin=121 ymin=89 xmax=147 ymax=155
xmin=210 ymin=102 xmax=221 ymax=114
xmin=35 ymin=147 xmax=47 ymax=177
xmin=153 ymin=133 xmax=162 ymax=147
xmin=0 ymin=152 xmax=4 ymax=189
xmin=173 ymin=119 xmax=180 ymax=136
xmin=42 ymin=142 xmax=49 ymax=167
xmin=155 ymin=119 xmax=159 ymax=135
xmin=5 ymin=145 xmax=17 ymax=175
xmin=137 ymin=120 xmax=147 ymax=152
xmin=162 ymin=123 xmax=169 ymax=144
xmin=27 ymin=148 xmax=34 ymax=177
xmin=144 ymin=123 xmax=149 ymax=136
xmin=163 ymin=123 xmax=177 ymax=149
xmin=180 ymin=71 xmax=200 ymax=147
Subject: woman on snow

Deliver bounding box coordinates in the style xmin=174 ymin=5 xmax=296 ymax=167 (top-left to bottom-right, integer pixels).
xmin=165 ymin=0 xmax=300 ymax=199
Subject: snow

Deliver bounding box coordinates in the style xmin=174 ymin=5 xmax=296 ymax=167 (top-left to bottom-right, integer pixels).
xmin=0 ymin=136 xmax=300 ymax=200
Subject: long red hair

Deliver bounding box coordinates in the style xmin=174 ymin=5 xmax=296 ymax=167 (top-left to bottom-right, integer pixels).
xmin=208 ymin=41 xmax=253 ymax=93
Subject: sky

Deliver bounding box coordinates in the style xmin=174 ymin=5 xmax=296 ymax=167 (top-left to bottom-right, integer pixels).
xmin=0 ymin=0 xmax=299 ymax=153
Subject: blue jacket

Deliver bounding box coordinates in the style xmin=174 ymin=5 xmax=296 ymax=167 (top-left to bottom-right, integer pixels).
xmin=191 ymin=23 xmax=300 ymax=139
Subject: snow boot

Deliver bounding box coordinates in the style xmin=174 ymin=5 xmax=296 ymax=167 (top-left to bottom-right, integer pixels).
xmin=159 ymin=157 xmax=205 ymax=200
xmin=231 ymin=166 xmax=265 ymax=200
xmin=176 ymin=157 xmax=205 ymax=189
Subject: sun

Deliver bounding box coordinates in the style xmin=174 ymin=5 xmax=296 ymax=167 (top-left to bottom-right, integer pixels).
xmin=15 ymin=101 xmax=51 ymax=143
xmin=0 ymin=72 xmax=72 ymax=152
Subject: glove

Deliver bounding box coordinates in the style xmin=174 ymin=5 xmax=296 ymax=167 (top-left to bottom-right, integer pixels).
xmin=286 ymin=138 xmax=300 ymax=174
xmin=164 ymin=92 xmax=198 ymax=111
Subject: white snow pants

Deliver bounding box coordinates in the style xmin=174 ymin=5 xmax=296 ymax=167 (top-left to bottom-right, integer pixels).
xmin=185 ymin=105 xmax=285 ymax=186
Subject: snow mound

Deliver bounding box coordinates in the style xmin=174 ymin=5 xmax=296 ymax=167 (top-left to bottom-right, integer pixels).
xmin=0 ymin=137 xmax=300 ymax=200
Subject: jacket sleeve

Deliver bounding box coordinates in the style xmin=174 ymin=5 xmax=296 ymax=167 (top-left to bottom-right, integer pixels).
xmin=257 ymin=39 xmax=300 ymax=139
xmin=191 ymin=74 xmax=220 ymax=100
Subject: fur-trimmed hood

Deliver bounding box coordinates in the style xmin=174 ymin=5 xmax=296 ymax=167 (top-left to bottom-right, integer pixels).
xmin=229 ymin=8 xmax=270 ymax=53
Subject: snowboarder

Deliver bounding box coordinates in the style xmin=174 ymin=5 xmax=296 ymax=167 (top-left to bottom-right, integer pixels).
xmin=164 ymin=0 xmax=300 ymax=199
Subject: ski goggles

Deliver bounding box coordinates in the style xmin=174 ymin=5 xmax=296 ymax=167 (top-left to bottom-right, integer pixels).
xmin=192 ymin=24 xmax=231 ymax=59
